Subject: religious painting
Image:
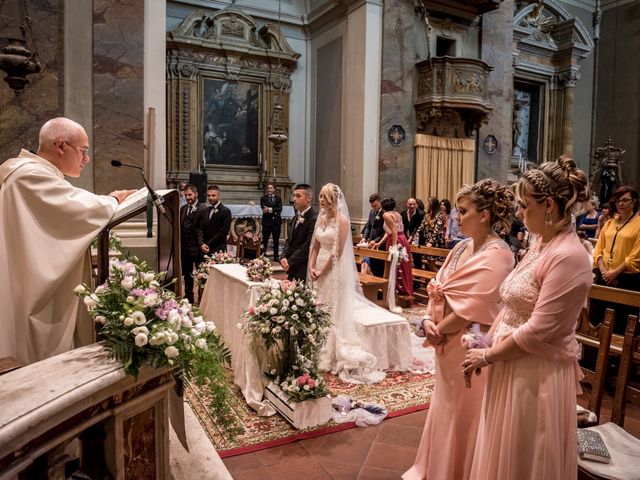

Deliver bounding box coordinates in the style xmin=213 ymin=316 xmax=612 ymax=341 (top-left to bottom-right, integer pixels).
xmin=203 ymin=79 xmax=259 ymax=166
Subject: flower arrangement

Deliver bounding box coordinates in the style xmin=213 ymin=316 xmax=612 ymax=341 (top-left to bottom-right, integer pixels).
xmin=461 ymin=323 xmax=491 ymax=388
xmin=245 ymin=255 xmax=274 ymax=282
xmin=243 ymin=280 xmax=332 ymax=402
xmin=75 ymin=256 xmax=240 ymax=434
xmin=90 ymin=230 xmax=124 ymax=253
xmin=193 ymin=251 xmax=240 ymax=288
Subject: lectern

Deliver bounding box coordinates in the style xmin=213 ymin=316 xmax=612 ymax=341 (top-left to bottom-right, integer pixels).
xmin=96 ymin=189 xmax=182 ymax=294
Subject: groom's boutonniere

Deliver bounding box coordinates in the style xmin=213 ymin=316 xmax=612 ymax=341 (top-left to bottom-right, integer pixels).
xmin=296 ymin=216 xmax=305 ymax=226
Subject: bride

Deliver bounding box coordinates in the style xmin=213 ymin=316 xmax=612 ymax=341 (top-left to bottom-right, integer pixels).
xmin=308 ymin=183 xmax=388 ymax=384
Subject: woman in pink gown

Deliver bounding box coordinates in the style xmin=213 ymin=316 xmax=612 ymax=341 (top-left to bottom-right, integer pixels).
xmin=463 ymin=156 xmax=592 ymax=480
xmin=403 ymin=180 xmax=515 ymax=480
xmin=373 ymin=197 xmax=414 ymax=301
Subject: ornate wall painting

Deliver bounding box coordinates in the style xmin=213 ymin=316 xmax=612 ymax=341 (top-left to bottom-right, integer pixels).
xmin=203 ymin=79 xmax=260 ymax=167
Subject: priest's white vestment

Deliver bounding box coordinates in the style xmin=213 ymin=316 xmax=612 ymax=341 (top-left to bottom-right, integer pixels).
xmin=0 ymin=150 xmax=117 ymax=364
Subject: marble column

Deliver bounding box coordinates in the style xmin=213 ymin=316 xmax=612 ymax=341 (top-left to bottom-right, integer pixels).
xmin=476 ymin=0 xmax=514 ymax=183
xmin=378 ymin=0 xmax=416 ymax=204
xmin=560 ymin=71 xmax=580 ymax=158
xmin=93 ymin=0 xmax=145 ymax=194
xmin=340 ymin=0 xmax=383 ymax=222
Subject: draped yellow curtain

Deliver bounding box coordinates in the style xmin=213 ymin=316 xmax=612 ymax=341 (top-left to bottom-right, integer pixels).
xmin=414 ymin=134 xmax=475 ymax=203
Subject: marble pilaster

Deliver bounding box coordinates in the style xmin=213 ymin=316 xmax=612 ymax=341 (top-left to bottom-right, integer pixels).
xmin=93 ymin=0 xmax=145 ymax=194
xmin=378 ymin=0 xmax=416 ymax=204
xmin=0 ymin=0 xmax=62 ymax=162
xmin=476 ymin=0 xmax=514 ymax=183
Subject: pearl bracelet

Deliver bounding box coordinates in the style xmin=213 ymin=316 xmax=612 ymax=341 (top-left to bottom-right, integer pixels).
xmin=482 ymin=349 xmax=493 ymax=365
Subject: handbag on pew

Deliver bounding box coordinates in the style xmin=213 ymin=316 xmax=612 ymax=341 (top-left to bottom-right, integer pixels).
xmin=577 ymin=429 xmax=611 ymax=464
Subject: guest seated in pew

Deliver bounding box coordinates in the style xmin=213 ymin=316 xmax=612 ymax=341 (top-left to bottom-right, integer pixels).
xmin=403 ymin=179 xmax=515 ymax=480
xmin=463 ymin=156 xmax=592 ymax=480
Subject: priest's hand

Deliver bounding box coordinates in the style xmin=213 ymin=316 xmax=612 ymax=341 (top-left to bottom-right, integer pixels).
xmin=109 ymin=189 xmax=137 ymax=204
xmin=280 ymin=258 xmax=289 ymax=271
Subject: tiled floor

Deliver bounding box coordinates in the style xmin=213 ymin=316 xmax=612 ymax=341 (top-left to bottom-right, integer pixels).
xmin=223 ymin=393 xmax=640 ymax=480
xmin=222 ymin=409 xmax=427 ymax=480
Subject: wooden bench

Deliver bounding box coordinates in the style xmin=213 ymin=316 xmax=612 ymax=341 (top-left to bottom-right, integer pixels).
xmin=353 ymin=246 xmax=392 ymax=307
xmin=410 ymin=245 xmax=451 ymax=303
xmin=576 ymin=285 xmax=640 ymax=362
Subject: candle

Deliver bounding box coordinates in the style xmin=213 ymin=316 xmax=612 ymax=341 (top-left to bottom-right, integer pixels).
xmin=273 ymin=167 xmax=276 ymax=179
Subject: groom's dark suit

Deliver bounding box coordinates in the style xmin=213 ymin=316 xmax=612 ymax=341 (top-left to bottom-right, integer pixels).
xmin=282 ymin=208 xmax=317 ymax=281
xmin=180 ymin=201 xmax=208 ymax=303
xmin=195 ymin=202 xmax=232 ymax=255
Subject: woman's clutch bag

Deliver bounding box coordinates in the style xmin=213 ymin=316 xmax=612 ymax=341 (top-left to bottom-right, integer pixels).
xmin=577 ymin=429 xmax=611 ymax=464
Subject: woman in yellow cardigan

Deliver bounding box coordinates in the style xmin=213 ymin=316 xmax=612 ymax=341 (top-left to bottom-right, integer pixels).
xmin=593 ymin=185 xmax=640 ymax=291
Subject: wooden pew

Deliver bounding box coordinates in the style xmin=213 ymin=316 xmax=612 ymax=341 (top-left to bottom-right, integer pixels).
xmin=611 ymin=313 xmax=640 ymax=426
xmin=576 ymin=285 xmax=640 ymax=362
xmin=353 ymin=246 xmax=392 ymax=307
xmin=410 ymin=245 xmax=451 ymax=303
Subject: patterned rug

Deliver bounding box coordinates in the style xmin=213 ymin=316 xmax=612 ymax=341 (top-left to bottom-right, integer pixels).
xmin=187 ymin=368 xmax=434 ymax=457
xmin=187 ymin=305 xmax=435 ymax=458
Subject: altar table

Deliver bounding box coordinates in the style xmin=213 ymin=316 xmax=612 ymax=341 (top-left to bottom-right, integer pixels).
xmin=199 ymin=264 xmax=413 ymax=416
xmin=199 ymin=263 xmax=276 ymax=416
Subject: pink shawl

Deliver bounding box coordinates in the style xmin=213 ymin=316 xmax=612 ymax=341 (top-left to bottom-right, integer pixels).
xmin=426 ymin=239 xmax=514 ymax=325
xmin=511 ymin=229 xmax=592 ymax=362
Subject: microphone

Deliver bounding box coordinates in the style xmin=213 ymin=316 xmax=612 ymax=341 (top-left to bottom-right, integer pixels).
xmin=111 ymin=159 xmax=165 ymax=214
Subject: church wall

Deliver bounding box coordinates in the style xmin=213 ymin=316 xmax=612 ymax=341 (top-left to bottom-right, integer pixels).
xmin=595 ymin=2 xmax=640 ymax=188
xmin=93 ymin=0 xmax=146 ymax=194
xmin=0 ymin=0 xmax=63 ymax=162
xmin=562 ymin=1 xmax=596 ymax=174
xmin=477 ymin=0 xmax=515 ymax=184
xmin=378 ymin=0 xmax=416 ymax=205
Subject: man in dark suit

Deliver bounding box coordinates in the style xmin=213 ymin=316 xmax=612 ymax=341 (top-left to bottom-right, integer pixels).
xmin=361 ymin=193 xmax=386 ymax=277
xmin=280 ymin=184 xmax=317 ymax=281
xmin=196 ymin=185 xmax=232 ymax=256
xmin=180 ymin=184 xmax=207 ymax=304
xmin=260 ymin=182 xmax=283 ymax=261
xmin=401 ymin=197 xmax=425 ymax=274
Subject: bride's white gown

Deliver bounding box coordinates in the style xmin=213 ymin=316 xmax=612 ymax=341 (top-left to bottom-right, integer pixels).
xmin=312 ymin=219 xmax=387 ymax=384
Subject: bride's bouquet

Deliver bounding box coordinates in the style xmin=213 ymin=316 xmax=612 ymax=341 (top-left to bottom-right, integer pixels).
xmin=245 ymin=255 xmax=274 ymax=282
xmin=243 ymin=280 xmax=332 ymax=401
xmin=193 ymin=252 xmax=239 ymax=288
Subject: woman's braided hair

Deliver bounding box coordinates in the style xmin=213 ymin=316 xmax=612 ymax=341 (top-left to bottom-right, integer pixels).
xmin=516 ymin=155 xmax=590 ymax=231
xmin=456 ymin=179 xmax=515 ymax=236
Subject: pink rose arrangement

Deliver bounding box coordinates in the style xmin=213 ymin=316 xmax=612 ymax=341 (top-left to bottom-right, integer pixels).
xmin=193 ymin=252 xmax=239 ymax=288
xmin=245 ymin=255 xmax=274 ymax=282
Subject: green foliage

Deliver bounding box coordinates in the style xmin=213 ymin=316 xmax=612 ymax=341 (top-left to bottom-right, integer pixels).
xmin=75 ymin=256 xmax=242 ymax=436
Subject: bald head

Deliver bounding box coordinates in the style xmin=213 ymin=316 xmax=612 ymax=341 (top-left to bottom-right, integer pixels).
xmin=38 ymin=117 xmax=85 ymax=152
xmin=37 ymin=117 xmax=90 ymax=177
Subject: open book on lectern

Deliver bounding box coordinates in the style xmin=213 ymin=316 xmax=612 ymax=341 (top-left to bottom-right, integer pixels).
xmin=111 ymin=187 xmax=176 ymax=223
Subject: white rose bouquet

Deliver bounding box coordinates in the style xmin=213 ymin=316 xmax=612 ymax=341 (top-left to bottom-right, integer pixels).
xmin=245 ymin=255 xmax=274 ymax=282
xmin=75 ymin=256 xmax=240 ymax=434
xmin=193 ymin=252 xmax=239 ymax=288
xmin=243 ymin=280 xmax=332 ymax=401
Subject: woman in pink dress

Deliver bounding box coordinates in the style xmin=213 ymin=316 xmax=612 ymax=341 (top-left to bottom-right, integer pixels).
xmin=463 ymin=156 xmax=592 ymax=480
xmin=373 ymin=197 xmax=414 ymax=303
xmin=403 ymin=179 xmax=515 ymax=480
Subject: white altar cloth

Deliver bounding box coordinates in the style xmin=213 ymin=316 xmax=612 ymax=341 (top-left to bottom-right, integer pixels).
xmin=199 ymin=263 xmax=275 ymax=416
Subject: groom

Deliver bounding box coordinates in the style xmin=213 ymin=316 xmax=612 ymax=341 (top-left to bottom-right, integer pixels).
xmin=280 ymin=184 xmax=317 ymax=281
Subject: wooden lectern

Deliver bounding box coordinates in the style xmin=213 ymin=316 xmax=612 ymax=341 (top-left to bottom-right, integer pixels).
xmin=96 ymin=189 xmax=182 ymax=295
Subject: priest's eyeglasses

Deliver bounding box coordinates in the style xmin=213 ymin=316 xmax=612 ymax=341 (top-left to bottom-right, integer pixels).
xmin=64 ymin=141 xmax=89 ymax=158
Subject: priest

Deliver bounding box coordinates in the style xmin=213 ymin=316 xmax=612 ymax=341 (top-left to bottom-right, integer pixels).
xmin=0 ymin=117 xmax=134 ymax=365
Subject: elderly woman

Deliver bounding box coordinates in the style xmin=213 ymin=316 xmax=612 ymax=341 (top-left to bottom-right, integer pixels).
xmin=463 ymin=156 xmax=592 ymax=480
xmin=593 ymin=185 xmax=640 ymax=291
xmin=403 ymin=180 xmax=514 ymax=480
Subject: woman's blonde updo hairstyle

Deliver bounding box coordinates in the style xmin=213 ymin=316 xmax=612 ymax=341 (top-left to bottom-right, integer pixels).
xmin=319 ymin=183 xmax=340 ymax=211
xmin=515 ymin=155 xmax=590 ymax=231
xmin=456 ymin=179 xmax=515 ymax=236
